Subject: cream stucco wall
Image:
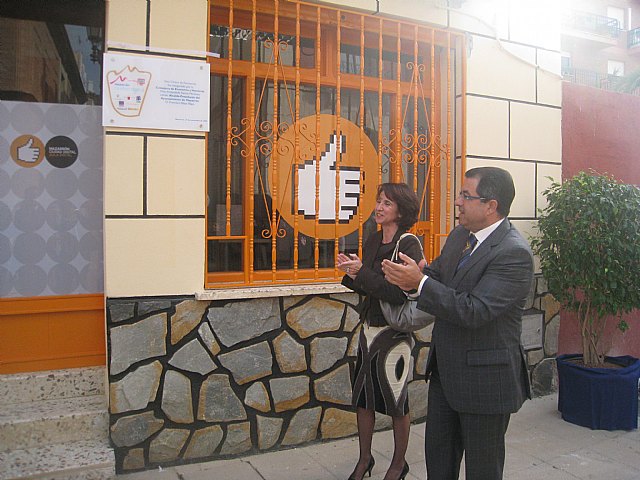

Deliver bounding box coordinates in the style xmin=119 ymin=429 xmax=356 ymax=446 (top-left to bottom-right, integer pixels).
xmin=457 ymin=0 xmax=562 ymax=261
xmin=103 ymin=0 xmax=562 ymax=297
xmin=103 ymin=0 xmax=208 ymax=297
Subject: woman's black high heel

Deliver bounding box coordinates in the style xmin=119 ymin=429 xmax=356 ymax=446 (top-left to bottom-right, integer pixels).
xmin=348 ymin=456 xmax=375 ymax=480
xmin=398 ymin=461 xmax=409 ymax=480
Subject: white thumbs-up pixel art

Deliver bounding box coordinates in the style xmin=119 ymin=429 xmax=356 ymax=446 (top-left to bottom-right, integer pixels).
xmin=17 ymin=138 xmax=40 ymax=163
xmin=297 ymin=133 xmax=361 ymax=222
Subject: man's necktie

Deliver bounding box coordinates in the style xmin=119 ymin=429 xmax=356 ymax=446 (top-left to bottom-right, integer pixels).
xmin=456 ymin=233 xmax=477 ymax=272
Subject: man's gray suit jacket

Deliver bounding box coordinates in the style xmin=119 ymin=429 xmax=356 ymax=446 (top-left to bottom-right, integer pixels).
xmin=418 ymin=218 xmax=534 ymax=415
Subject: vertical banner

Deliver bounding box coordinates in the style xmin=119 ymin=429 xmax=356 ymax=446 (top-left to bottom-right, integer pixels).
xmin=0 ymin=101 xmax=103 ymax=297
xmin=102 ymin=53 xmax=210 ymax=131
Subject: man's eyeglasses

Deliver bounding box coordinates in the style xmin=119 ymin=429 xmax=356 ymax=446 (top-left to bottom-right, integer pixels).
xmin=458 ymin=192 xmax=488 ymax=202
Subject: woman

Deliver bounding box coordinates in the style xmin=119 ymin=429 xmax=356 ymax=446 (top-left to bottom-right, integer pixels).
xmin=337 ymin=183 xmax=422 ymax=480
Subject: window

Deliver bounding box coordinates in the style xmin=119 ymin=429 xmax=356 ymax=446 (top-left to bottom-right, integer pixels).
xmin=606 ymin=6 xmax=625 ymax=30
xmin=206 ymin=0 xmax=463 ymax=288
xmin=0 ymin=2 xmax=103 ymax=104
xmin=608 ymin=59 xmax=625 ymax=76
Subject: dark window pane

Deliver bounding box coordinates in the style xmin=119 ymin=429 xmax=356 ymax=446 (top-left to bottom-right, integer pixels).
xmin=0 ymin=16 xmax=102 ymax=104
xmin=210 ymin=25 xmax=314 ymax=67
xmin=207 ymin=75 xmax=245 ymax=237
xmin=208 ymin=240 xmax=243 ymax=272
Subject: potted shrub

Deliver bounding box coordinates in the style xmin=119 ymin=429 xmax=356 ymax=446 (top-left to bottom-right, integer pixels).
xmin=531 ymin=171 xmax=640 ymax=430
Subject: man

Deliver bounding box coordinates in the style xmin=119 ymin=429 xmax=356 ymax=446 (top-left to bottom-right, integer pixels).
xmin=381 ymin=167 xmax=533 ymax=480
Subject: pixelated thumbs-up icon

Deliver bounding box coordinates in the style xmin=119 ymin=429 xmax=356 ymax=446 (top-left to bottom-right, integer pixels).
xmin=297 ymin=133 xmax=361 ymax=222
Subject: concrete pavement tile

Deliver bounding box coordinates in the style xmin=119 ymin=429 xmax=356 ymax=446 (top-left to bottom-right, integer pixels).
xmin=409 ymin=421 xmax=425 ymax=439
xmin=550 ymin=449 xmax=640 ymax=480
xmin=404 ymin=459 xmax=425 ymax=479
xmin=182 ymin=459 xmax=263 ymax=480
xmin=246 ymin=447 xmax=337 ymax=480
xmin=525 ymin=418 xmax=620 ymax=446
xmin=403 ymin=429 xmax=426 ymax=466
xmin=507 ymin=425 xmax=587 ymax=461
xmin=503 ymin=443 xmax=545 ymax=476
xmin=113 ymin=468 xmax=179 ymax=479
xmin=302 ymin=437 xmax=360 ymax=478
xmin=591 ymin=435 xmax=640 ymax=470
xmin=502 ymin=462 xmax=576 ymax=480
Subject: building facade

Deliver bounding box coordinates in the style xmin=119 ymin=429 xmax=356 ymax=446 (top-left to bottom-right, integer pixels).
xmin=1 ymin=0 xmax=563 ymax=474
xmin=561 ymin=0 xmax=640 ymax=92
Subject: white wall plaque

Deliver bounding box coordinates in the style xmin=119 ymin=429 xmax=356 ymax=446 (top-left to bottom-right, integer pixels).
xmin=102 ymin=53 xmax=210 ymax=132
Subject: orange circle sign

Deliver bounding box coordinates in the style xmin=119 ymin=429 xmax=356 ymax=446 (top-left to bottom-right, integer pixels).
xmin=274 ymin=114 xmax=378 ymax=239
xmin=10 ymin=135 xmax=45 ymax=168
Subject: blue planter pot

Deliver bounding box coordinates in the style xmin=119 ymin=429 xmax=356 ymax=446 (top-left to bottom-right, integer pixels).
xmin=556 ymin=354 xmax=640 ymax=430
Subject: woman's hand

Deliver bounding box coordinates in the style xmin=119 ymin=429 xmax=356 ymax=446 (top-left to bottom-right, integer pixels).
xmin=337 ymin=253 xmax=362 ymax=279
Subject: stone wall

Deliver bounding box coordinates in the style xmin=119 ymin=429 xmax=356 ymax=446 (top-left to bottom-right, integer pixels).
xmin=107 ymin=286 xmax=557 ymax=473
xmin=527 ymin=274 xmax=561 ymax=397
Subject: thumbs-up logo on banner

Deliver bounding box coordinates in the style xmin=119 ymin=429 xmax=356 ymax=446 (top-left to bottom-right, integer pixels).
xmin=297 ymin=133 xmax=360 ymax=222
xmin=11 ymin=135 xmax=45 ymax=168
xmin=274 ymin=115 xmax=378 ymax=239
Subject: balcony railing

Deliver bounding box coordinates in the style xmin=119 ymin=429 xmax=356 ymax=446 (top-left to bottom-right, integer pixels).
xmin=562 ymin=66 xmax=621 ymax=90
xmin=563 ymin=10 xmax=621 ymax=39
xmin=629 ymin=27 xmax=640 ymax=48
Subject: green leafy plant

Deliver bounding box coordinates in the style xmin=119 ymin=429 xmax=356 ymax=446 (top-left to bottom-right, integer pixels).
xmin=614 ymin=67 xmax=640 ymax=95
xmin=531 ymin=172 xmax=640 ymax=367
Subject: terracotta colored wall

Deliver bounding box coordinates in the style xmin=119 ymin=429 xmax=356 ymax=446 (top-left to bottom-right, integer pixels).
xmin=559 ymin=83 xmax=640 ymax=358
xmin=562 ymin=83 xmax=640 ymax=183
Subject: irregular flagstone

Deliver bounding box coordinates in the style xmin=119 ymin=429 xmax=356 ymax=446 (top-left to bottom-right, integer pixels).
xmin=218 ymin=342 xmax=272 ymax=385
xmin=198 ymin=322 xmax=221 ymax=356
xmin=282 ymin=295 xmax=304 ymax=311
xmin=281 ymin=407 xmax=322 ymax=446
xmin=343 ymin=306 xmax=360 ymax=333
xmin=532 ymin=357 xmax=558 ymax=396
xmin=374 ymin=411 xmax=392 ymax=430
xmin=347 ymin=326 xmax=361 ymax=357
xmin=149 ymin=428 xmax=190 ymax=463
xmin=109 ymin=361 xmax=162 ymax=414
xmin=414 ymin=323 xmax=433 ymax=343
xmin=528 ymin=348 xmax=545 ymax=366
xmin=168 ymin=339 xmax=217 ymax=375
xmin=109 ymin=303 xmax=135 ymax=323
xmin=122 ymin=448 xmax=145 ymax=471
xmin=207 ymin=298 xmax=281 ymax=347
xmin=110 ymin=411 xmax=164 ymax=447
xmin=171 ymin=300 xmax=210 ymax=344
xmin=138 ymin=300 xmax=172 ymax=316
xmin=198 ymin=374 xmax=246 ymax=422
xmin=542 ymin=293 xmax=561 ymax=321
xmin=220 ymin=422 xmax=252 ymax=455
xmin=524 ymin=277 xmax=536 ymax=310
xmin=273 ymin=331 xmax=307 ymax=373
xmin=408 ymin=380 xmax=428 ymax=421
xmin=287 ymin=297 xmax=343 ymax=338
xmin=110 ymin=313 xmax=167 ymax=375
xmin=310 ymin=336 xmax=348 ymax=373
xmin=161 ymin=370 xmax=194 ymax=423
xmin=329 ymin=292 xmax=360 ymax=307
xmin=244 ymin=382 xmax=271 ymax=412
xmin=415 ymin=346 xmax=429 ymax=376
xmin=184 ymin=425 xmax=224 ymax=460
xmin=270 ymin=376 xmax=310 ymax=412
xmin=321 ymin=408 xmax=357 ymax=439
xmin=314 ymin=363 xmax=351 ymax=405
xmin=257 ymin=415 xmax=283 ymax=450
xmin=544 ymin=314 xmax=559 ymax=356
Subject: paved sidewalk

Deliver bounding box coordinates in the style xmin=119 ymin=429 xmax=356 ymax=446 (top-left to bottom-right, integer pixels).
xmin=114 ymin=394 xmax=640 ymax=480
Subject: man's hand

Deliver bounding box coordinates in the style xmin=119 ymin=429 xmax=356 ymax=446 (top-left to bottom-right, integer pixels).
xmin=381 ymin=252 xmax=424 ymax=292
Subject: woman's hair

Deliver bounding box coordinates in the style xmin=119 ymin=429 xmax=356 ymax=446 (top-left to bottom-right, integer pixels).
xmin=377 ymin=183 xmax=420 ymax=231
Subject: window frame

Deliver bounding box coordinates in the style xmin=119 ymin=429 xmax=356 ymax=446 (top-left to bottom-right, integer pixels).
xmin=205 ymin=0 xmax=463 ymax=288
